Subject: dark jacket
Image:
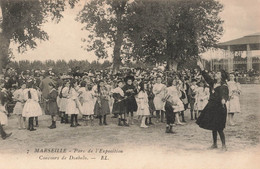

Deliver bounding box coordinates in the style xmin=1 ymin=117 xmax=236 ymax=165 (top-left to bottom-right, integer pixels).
xmin=122 ymin=84 xmax=138 ymax=112
xmin=196 ymin=70 xmax=229 ymax=131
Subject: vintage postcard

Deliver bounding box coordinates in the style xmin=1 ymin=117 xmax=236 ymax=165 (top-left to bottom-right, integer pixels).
xmin=0 ymin=0 xmax=259 ymax=169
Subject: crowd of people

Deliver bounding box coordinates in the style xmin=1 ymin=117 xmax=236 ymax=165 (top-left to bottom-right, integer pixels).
xmin=0 ymin=61 xmax=242 ymax=150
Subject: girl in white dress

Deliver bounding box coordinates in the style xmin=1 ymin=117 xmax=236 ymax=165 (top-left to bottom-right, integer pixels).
xmin=195 ymin=81 xmax=210 ymax=117
xmin=22 ymin=81 xmax=43 ymax=131
xmin=167 ymin=79 xmax=185 ymax=125
xmin=153 ymin=76 xmax=167 ymax=123
xmin=227 ymin=73 xmax=241 ymax=125
xmin=59 ymin=80 xmax=70 ymax=124
xmin=136 ymin=82 xmax=150 ymax=128
xmin=13 ymin=81 xmax=26 ymax=129
xmin=80 ymin=83 xmax=95 ymax=126
xmin=66 ymin=80 xmax=81 ymax=127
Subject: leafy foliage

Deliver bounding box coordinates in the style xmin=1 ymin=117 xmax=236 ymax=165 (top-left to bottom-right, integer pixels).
xmin=77 ymin=0 xmax=223 ymax=70
xmin=77 ymin=0 xmax=136 ymax=71
xmin=0 ymin=0 xmax=79 ymax=53
xmin=127 ymin=0 xmax=223 ymax=66
xmin=8 ymin=59 xmax=112 ymax=74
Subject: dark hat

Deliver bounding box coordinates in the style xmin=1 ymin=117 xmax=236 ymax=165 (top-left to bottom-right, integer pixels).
xmin=124 ymin=75 xmax=135 ymax=82
xmin=18 ymin=79 xmax=27 ymax=87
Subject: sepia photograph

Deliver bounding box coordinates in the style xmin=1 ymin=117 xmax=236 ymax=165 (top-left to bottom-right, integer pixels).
xmin=0 ymin=0 xmax=259 ymax=168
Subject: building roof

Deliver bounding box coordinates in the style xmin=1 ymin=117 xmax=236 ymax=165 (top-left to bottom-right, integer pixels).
xmin=218 ymin=32 xmax=260 ymax=51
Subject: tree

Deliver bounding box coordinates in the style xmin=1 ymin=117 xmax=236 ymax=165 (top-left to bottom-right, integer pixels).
xmin=77 ymin=0 xmax=137 ymax=73
xmin=128 ymin=0 xmax=223 ymax=70
xmin=0 ymin=0 xmax=78 ymax=73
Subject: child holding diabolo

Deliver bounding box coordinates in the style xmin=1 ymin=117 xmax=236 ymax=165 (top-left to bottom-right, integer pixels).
xmin=112 ymin=80 xmax=126 ymax=126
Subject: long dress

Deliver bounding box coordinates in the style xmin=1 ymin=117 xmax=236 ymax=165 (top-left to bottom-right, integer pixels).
xmin=196 ymin=71 xmax=229 ymax=131
xmin=147 ymin=85 xmax=155 ymax=114
xmin=46 ymin=89 xmax=59 ymax=116
xmin=22 ymin=88 xmax=43 ymax=118
xmin=13 ymin=89 xmax=25 ymax=115
xmin=122 ymin=84 xmax=138 ymax=113
xmin=153 ymin=83 xmax=167 ymax=111
xmin=195 ymin=87 xmax=210 ymax=111
xmin=227 ymin=81 xmax=241 ymax=113
xmin=81 ymin=90 xmax=95 ymax=115
xmin=112 ymin=87 xmax=126 ymax=115
xmin=136 ymin=91 xmax=150 ymax=116
xmin=94 ymin=86 xmax=110 ymax=116
xmin=65 ymin=88 xmax=80 ymax=115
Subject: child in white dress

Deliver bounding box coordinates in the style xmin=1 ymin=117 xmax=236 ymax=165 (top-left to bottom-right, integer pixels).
xmin=136 ymin=82 xmax=150 ymax=128
xmin=153 ymin=76 xmax=167 ymax=123
xmin=195 ymin=81 xmax=210 ymax=118
xmin=66 ymin=80 xmax=81 ymax=127
xmin=59 ymin=80 xmax=70 ymax=124
xmin=80 ymin=83 xmax=95 ymax=126
xmin=227 ymin=73 xmax=241 ymax=125
xmin=22 ymin=81 xmax=43 ymax=131
xmin=13 ymin=81 xmax=26 ymax=129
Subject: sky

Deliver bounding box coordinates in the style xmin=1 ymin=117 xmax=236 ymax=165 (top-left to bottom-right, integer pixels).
xmin=9 ymin=0 xmax=260 ymax=62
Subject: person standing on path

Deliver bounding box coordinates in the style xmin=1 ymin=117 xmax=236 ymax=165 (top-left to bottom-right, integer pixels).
xmin=39 ymin=71 xmax=54 ymax=115
xmin=153 ymin=76 xmax=167 ymax=123
xmin=196 ymin=60 xmax=229 ymax=151
xmin=226 ymin=73 xmax=241 ymax=126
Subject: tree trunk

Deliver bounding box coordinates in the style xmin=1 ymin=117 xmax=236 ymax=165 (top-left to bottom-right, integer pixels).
xmin=0 ymin=0 xmax=11 ymax=74
xmin=112 ymin=30 xmax=123 ymax=74
xmin=166 ymin=35 xmax=178 ymax=72
xmin=111 ymin=1 xmax=127 ymax=74
xmin=0 ymin=32 xmax=11 ymax=74
xmin=167 ymin=59 xmax=178 ymax=71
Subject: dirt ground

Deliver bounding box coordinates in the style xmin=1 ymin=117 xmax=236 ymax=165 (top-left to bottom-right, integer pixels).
xmin=0 ymin=84 xmax=260 ymax=169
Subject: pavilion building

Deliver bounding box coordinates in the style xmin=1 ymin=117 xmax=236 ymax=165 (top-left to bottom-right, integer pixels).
xmin=206 ymin=32 xmax=260 ymax=72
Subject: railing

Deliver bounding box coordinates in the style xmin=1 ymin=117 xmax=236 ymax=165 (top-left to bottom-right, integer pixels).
xmin=237 ymin=77 xmax=260 ymax=84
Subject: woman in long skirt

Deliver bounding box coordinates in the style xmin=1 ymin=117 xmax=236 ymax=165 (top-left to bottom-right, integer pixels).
xmin=46 ymin=82 xmax=59 ymax=129
xmin=94 ymin=80 xmax=110 ymax=125
xmin=227 ymin=73 xmax=241 ymax=126
xmin=22 ymin=81 xmax=43 ymax=131
xmin=196 ymin=60 xmax=229 ymax=151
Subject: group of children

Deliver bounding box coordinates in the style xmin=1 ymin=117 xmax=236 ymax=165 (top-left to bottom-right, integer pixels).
xmin=0 ymin=69 xmax=241 ymax=140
